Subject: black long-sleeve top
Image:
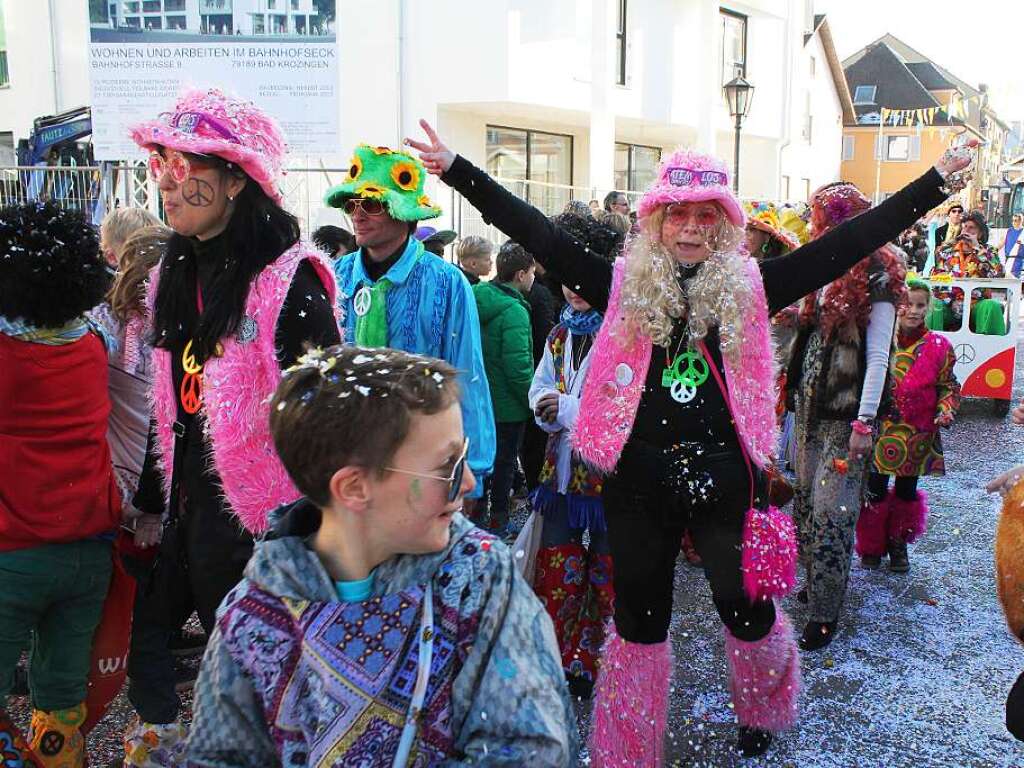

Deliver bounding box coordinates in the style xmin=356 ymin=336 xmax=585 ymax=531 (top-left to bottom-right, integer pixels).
xmin=133 ymin=235 xmax=340 ymax=519
xmin=441 ymin=156 xmax=948 ymax=474
xmin=442 ymin=155 xmax=946 ymax=317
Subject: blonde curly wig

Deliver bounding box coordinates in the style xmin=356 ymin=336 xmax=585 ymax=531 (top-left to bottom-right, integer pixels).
xmin=620 ymin=204 xmax=752 ymax=365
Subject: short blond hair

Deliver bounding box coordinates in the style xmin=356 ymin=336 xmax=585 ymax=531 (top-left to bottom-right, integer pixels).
xmin=101 ymin=208 xmax=163 ymax=262
xmin=455 ymin=235 xmax=493 ymax=265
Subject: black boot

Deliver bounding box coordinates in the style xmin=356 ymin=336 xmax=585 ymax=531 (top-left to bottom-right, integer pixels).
xmin=888 ymin=540 xmax=910 ymax=573
xmin=860 ymin=554 xmax=882 ymax=569
xmin=737 ymin=726 xmax=773 ymax=757
xmin=798 ymin=620 xmax=837 ymax=651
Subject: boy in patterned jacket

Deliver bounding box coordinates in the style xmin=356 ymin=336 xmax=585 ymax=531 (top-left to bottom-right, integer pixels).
xmin=186 ymin=344 xmax=576 ymax=767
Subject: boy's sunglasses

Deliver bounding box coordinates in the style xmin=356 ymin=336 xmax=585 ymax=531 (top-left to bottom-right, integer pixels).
xmin=384 ymin=437 xmax=470 ymax=503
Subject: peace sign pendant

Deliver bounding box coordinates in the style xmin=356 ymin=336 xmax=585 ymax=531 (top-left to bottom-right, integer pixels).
xmin=354 ymin=287 xmax=373 ymax=317
xmin=661 ymin=348 xmax=709 ymax=404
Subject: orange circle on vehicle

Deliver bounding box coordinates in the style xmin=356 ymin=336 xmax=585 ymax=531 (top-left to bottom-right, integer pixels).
xmin=985 ymin=368 xmax=1007 ymax=388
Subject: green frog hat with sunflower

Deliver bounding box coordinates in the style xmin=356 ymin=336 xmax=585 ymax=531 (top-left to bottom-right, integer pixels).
xmin=325 ymin=144 xmax=442 ymax=222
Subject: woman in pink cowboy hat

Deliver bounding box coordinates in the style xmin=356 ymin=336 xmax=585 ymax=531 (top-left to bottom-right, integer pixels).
xmin=408 ymin=120 xmax=975 ymax=762
xmin=121 ymin=88 xmax=340 ymax=766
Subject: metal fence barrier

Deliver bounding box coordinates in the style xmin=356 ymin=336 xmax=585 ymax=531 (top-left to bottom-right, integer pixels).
xmin=0 ymin=164 xmax=644 ymax=247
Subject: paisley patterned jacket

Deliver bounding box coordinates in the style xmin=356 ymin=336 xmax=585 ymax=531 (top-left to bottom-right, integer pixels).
xmin=186 ymin=501 xmax=577 ymax=767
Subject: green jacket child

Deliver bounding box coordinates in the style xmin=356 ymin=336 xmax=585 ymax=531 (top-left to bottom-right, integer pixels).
xmin=473 ymin=241 xmax=536 ymax=423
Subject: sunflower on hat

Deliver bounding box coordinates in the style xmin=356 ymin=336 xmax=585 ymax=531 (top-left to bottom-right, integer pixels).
xmin=744 ymin=201 xmax=799 ymax=253
xmin=326 ymin=144 xmax=441 ymax=222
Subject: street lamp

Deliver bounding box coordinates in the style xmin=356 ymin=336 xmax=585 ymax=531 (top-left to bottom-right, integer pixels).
xmin=723 ymin=74 xmax=755 ymax=193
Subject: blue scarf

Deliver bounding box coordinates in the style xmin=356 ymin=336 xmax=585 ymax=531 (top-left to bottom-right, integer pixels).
xmin=560 ymin=304 xmax=603 ymax=335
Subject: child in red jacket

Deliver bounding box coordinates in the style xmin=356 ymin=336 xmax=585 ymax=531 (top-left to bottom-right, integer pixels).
xmin=0 ymin=201 xmax=121 ymax=767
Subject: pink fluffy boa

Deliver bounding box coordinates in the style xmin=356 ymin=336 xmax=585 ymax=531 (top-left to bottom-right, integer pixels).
xmin=147 ymin=242 xmax=337 ymax=534
xmin=894 ymin=331 xmax=951 ymax=433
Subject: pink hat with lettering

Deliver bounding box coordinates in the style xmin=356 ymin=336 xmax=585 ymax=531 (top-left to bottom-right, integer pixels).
xmin=637 ymin=148 xmax=745 ymax=227
xmin=129 ymin=88 xmax=287 ymax=204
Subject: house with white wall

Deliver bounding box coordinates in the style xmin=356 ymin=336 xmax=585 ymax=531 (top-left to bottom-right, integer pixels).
xmin=0 ymin=0 xmax=850 ymax=229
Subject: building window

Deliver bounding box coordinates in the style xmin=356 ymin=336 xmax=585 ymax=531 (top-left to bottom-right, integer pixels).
xmin=720 ymin=9 xmax=747 ymax=84
xmin=486 ymin=126 xmax=573 ymax=214
xmin=614 ymin=143 xmax=662 ymax=192
xmin=0 ymin=0 xmax=7 ymax=89
xmin=123 ymin=1 xmax=140 ymax=12
xmin=802 ymin=178 xmax=811 ymax=202
xmin=291 ymin=0 xmax=300 ymax=10
xmin=781 ymin=175 xmax=790 ymax=200
xmin=252 ymin=14 xmax=265 ymax=33
xmin=884 ymin=135 xmax=920 ymax=162
xmin=164 ymin=0 xmax=185 ymax=10
xmin=615 ymin=0 xmax=627 ymax=86
xmin=842 ymin=135 xmax=855 ymax=161
xmin=802 ymin=91 xmax=812 ymax=142
xmin=853 ymin=85 xmax=877 ymax=105
xmin=166 ymin=15 xmax=186 ymax=29
xmin=0 ymin=132 xmax=14 ymax=165
xmin=142 ymin=0 xmax=160 ymax=12
xmin=267 ymin=0 xmax=276 ymax=8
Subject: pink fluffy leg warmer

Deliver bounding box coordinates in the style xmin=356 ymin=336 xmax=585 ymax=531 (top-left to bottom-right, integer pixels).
xmin=724 ymin=609 xmax=801 ymax=733
xmin=855 ymin=491 xmax=894 ymax=558
xmin=888 ymin=491 xmax=929 ymax=544
xmin=589 ymin=626 xmax=672 ymax=767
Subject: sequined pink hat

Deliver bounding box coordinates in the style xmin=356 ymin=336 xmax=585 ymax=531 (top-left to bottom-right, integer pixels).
xmin=637 ymin=148 xmax=745 ymax=227
xmin=129 ymin=88 xmax=287 ymax=204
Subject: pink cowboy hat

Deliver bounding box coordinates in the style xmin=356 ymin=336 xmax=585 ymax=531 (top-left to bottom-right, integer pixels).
xmin=129 ymin=88 xmax=287 ymax=204
xmin=637 ymin=148 xmax=745 ymax=227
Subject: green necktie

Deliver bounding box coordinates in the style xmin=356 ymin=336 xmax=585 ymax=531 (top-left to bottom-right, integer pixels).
xmin=354 ymin=278 xmax=392 ymax=347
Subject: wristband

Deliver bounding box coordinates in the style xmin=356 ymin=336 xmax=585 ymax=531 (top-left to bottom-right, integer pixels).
xmin=850 ymin=419 xmax=873 ymax=436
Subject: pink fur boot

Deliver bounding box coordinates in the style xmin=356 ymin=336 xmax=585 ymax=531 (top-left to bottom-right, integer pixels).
xmin=855 ymin=490 xmax=893 ymax=558
xmin=724 ymin=609 xmax=801 ymax=733
xmin=589 ymin=626 xmax=672 ymax=767
xmin=887 ymin=491 xmax=929 ymax=544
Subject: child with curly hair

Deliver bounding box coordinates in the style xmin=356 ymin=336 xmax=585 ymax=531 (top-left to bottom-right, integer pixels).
xmin=0 ymin=201 xmax=122 ymax=766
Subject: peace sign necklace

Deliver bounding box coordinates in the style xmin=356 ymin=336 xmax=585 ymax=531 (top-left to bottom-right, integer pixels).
xmin=661 ymin=329 xmax=709 ymax=405
xmin=180 ymin=279 xmax=206 ymax=415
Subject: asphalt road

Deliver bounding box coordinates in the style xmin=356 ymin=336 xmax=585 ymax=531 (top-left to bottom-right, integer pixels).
xmin=8 ymin=344 xmax=1024 ymax=767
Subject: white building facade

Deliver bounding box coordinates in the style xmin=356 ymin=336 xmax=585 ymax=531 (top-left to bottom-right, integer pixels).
xmin=0 ymin=0 xmax=849 ymax=222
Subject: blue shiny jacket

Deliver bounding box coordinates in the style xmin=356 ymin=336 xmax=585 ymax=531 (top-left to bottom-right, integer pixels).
xmin=334 ymin=238 xmax=495 ymax=486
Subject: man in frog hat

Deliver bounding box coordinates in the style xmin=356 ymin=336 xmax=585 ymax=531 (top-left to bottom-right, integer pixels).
xmin=328 ymin=145 xmax=495 ymax=508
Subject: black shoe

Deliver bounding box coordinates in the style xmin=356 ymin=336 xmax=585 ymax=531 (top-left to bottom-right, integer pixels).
xmin=566 ymin=673 xmax=594 ymax=700
xmin=860 ymin=555 xmax=882 ymax=569
xmin=174 ymin=659 xmax=199 ymax=693
xmin=737 ymin=726 xmax=773 ymax=757
xmin=798 ymin=620 xmax=837 ymax=652
xmin=169 ymin=629 xmax=208 ymax=657
xmin=796 ymin=587 xmax=808 ymax=604
xmin=10 ymin=663 xmax=28 ymax=696
xmin=888 ymin=541 xmax=910 ymax=573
